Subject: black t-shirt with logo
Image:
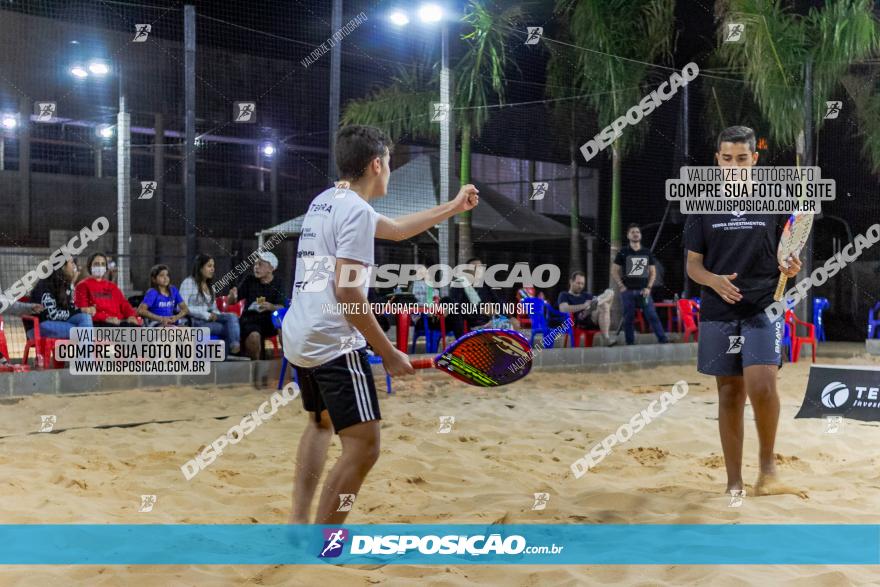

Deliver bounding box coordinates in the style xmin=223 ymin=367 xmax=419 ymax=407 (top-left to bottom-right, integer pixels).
xmin=236 ymin=275 xmax=287 ymax=319
xmin=613 ymin=246 xmax=655 ymax=290
xmin=684 ymin=213 xmax=786 ymax=321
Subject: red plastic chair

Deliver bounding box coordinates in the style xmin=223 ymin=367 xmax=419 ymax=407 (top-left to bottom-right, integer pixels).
xmin=22 ymin=315 xmax=64 ymax=369
xmin=0 ymin=315 xmax=10 ymax=362
xmin=568 ymin=313 xmax=599 ymax=347
xmin=677 ymin=298 xmax=700 ymax=342
xmin=785 ymin=310 xmax=816 ymax=363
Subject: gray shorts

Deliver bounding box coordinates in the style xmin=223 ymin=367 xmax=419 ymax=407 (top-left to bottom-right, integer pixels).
xmin=697 ymin=313 xmax=783 ymax=376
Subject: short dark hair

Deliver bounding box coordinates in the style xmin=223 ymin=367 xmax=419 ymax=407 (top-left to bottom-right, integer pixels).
xmin=569 ymin=271 xmax=585 ymax=281
xmin=717 ymin=125 xmax=756 ymax=153
xmin=627 ymin=223 xmax=640 ymax=231
xmin=335 ymin=125 xmax=393 ymax=180
xmin=466 ymin=257 xmax=482 ymax=265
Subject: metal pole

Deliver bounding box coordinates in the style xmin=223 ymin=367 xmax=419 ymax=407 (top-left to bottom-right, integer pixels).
xmin=439 ymin=22 xmax=454 ymax=295
xmin=117 ymin=68 xmax=132 ymax=294
xmin=19 ymin=96 xmax=30 ymax=239
xmin=184 ymin=5 xmax=197 ymax=265
xmin=154 ymin=113 xmax=165 ymax=237
xmin=328 ymin=0 xmax=342 ymax=180
xmin=802 ymin=55 xmax=814 ymax=324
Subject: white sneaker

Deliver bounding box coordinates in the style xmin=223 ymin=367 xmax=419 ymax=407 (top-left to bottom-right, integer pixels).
xmin=597 ymin=288 xmax=614 ymax=305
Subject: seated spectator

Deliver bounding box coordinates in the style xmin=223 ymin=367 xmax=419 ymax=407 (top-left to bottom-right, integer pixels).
xmin=138 ymin=264 xmax=189 ymax=327
xmin=445 ymin=257 xmax=509 ymax=334
xmin=226 ymin=251 xmax=286 ymax=360
xmin=179 ymin=254 xmax=246 ymax=359
xmin=557 ymin=271 xmax=616 ymax=346
xmin=0 ymin=289 xmax=42 ymax=316
xmin=29 ymin=258 xmax=95 ymax=338
xmin=412 ymin=264 xmax=438 ymax=305
xmin=75 ymin=252 xmax=139 ymax=327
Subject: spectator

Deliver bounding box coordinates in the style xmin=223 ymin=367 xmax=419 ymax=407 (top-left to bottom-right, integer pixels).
xmin=557 ymin=271 xmax=616 ymax=346
xmin=29 ymin=258 xmax=95 ymax=338
xmin=0 ymin=289 xmax=42 ymax=317
xmin=446 ymin=257 xmax=504 ymax=333
xmin=611 ymin=224 xmax=668 ymax=345
xmin=138 ymin=264 xmax=189 ymax=327
xmin=179 ymin=254 xmax=246 ymax=359
xmin=226 ymin=251 xmax=286 ymax=360
xmin=411 ymin=264 xmax=437 ymax=305
xmin=75 ymin=252 xmax=139 ymax=327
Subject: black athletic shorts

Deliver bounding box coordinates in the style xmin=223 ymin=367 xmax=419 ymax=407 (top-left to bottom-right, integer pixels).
xmin=294 ymin=347 xmax=381 ymax=433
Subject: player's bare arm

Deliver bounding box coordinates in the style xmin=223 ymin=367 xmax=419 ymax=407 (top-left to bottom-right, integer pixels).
xmin=334 ymin=257 xmax=413 ymax=377
xmin=375 ymin=184 xmax=478 ymax=241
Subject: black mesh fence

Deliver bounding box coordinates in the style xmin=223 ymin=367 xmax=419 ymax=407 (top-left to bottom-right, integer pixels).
xmin=0 ymin=0 xmax=878 ymax=360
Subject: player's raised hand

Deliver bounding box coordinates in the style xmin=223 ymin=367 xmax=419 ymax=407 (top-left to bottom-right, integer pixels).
xmin=453 ymin=184 xmax=479 ymax=212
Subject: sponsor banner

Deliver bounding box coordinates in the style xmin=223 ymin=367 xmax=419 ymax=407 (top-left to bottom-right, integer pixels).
xmin=795 ymin=365 xmax=880 ymax=422
xmin=0 ymin=524 xmax=878 ymax=564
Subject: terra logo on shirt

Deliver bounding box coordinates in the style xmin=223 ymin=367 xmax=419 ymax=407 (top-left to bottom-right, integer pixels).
xmin=627 ymin=256 xmax=649 ymax=276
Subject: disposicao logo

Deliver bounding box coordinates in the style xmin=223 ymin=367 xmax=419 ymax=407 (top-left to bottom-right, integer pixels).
xmin=319 ymin=528 xmax=348 ymax=558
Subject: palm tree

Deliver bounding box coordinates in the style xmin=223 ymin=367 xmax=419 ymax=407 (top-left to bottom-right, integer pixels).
xmin=714 ymin=0 xmax=879 ymax=321
xmin=715 ymin=0 xmax=879 ymax=162
xmin=558 ymin=0 xmax=676 ymax=282
xmin=341 ymin=0 xmax=524 ymax=264
xmin=545 ymin=22 xmax=595 ymax=274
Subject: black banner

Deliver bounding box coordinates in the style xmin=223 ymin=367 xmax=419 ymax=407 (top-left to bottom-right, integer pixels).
xmin=795 ymin=365 xmax=880 ymax=422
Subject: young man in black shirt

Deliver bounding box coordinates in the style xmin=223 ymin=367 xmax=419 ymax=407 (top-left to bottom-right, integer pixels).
xmin=227 ymin=251 xmax=287 ymax=360
xmin=557 ymin=271 xmax=616 ymax=346
xmin=684 ymin=125 xmax=805 ymax=499
xmin=612 ymin=224 xmax=668 ymax=345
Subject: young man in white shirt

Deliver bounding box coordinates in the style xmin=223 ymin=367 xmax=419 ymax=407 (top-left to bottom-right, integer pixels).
xmin=283 ymin=125 xmax=478 ymax=524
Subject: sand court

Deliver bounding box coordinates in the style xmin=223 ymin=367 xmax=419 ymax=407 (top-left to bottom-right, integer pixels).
xmin=2 ymin=356 xmax=880 ymax=584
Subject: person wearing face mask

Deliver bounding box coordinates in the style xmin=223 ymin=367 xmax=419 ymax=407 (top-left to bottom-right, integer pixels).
xmin=74 ymin=252 xmax=139 ymax=327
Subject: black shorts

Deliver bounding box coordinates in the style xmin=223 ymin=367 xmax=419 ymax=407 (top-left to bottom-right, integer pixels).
xmin=239 ymin=313 xmax=276 ymax=340
xmin=294 ymin=348 xmax=381 ymax=433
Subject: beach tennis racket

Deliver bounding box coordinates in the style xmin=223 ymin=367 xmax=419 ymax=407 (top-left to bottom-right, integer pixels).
xmin=410 ymin=329 xmax=532 ymax=387
xmin=774 ymin=212 xmax=813 ymax=301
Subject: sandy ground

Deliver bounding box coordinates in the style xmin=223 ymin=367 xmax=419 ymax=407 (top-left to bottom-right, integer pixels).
xmin=1 ymin=355 xmax=880 ymax=586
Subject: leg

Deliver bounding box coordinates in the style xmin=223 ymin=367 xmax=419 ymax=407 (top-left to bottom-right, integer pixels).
xmin=744 ymin=365 xmax=807 ymax=498
xmin=289 ymin=410 xmax=334 ymax=524
xmin=621 ymin=290 xmax=637 ymax=345
xmin=37 ymin=320 xmax=74 ymax=339
xmin=642 ymin=295 xmax=668 ymax=342
xmin=217 ymin=313 xmax=241 ymax=355
xmin=243 ymin=332 xmax=262 ymax=360
xmin=716 ymin=375 xmax=746 ymax=493
xmin=590 ymin=297 xmax=612 ymax=339
xmin=313 ymin=420 xmax=380 ymax=525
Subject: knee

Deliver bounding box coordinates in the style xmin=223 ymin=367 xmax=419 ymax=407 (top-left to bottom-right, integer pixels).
xmin=717 ymin=384 xmax=746 ymax=409
xmin=747 ymin=380 xmax=775 ymax=402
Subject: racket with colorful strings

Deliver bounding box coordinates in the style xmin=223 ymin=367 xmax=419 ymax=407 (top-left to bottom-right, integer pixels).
xmin=410 ymin=329 xmax=532 ymax=387
xmin=774 ymin=211 xmax=814 ymax=301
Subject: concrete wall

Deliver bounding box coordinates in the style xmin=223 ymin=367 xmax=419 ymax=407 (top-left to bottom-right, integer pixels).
xmin=0 ymin=344 xmax=699 ymax=398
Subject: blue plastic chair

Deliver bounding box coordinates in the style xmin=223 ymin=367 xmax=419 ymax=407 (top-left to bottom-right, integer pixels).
xmin=522 ymin=297 xmax=574 ymax=349
xmin=813 ymin=297 xmax=830 ymax=342
xmin=868 ymin=302 xmax=880 ymax=339
xmin=411 ymin=314 xmax=442 ymax=354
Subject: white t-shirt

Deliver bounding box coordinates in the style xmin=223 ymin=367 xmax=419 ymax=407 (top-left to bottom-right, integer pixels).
xmin=283 ymin=187 xmax=380 ymax=367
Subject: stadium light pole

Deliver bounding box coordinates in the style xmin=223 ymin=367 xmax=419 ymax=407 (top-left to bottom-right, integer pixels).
xmin=69 ymin=59 xmax=131 ymax=294
xmin=390 ymin=4 xmax=455 ymax=292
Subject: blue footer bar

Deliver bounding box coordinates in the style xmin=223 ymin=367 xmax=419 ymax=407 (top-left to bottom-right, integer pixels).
xmin=1 ymin=524 xmax=878 ymax=565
